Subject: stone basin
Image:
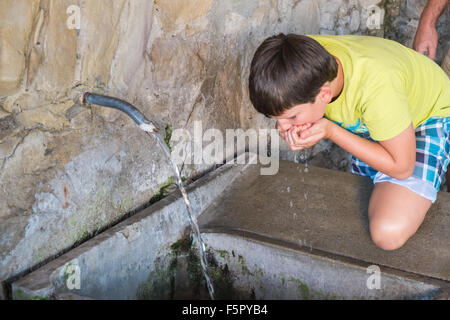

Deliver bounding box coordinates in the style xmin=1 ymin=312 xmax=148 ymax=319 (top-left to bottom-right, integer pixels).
xmin=11 ymin=153 xmax=450 ymax=300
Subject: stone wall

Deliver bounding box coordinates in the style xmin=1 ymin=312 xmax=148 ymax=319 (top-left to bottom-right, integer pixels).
xmin=0 ymin=0 xmax=448 ymax=299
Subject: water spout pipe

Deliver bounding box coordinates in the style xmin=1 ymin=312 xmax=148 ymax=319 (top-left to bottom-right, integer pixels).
xmin=82 ymin=92 xmax=157 ymax=132
xmin=81 ymin=92 xmax=214 ymax=299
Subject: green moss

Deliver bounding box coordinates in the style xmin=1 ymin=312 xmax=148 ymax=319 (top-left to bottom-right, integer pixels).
xmin=90 ymin=187 xmax=110 ymax=230
xmin=63 ymin=262 xmax=76 ymax=283
xmin=69 ymin=216 xmax=77 ymax=227
xmin=31 ymin=296 xmax=49 ymax=300
xmin=137 ymin=235 xmax=195 ymax=300
xmin=33 ymin=247 xmax=47 ymax=263
xmin=207 ymin=257 xmax=236 ymax=299
xmin=285 ymin=276 xmax=343 ymax=300
xmin=14 ymin=289 xmax=49 ymax=300
xmin=119 ymin=197 xmax=134 ymax=213
xmin=164 ymin=124 xmax=173 ymax=152
xmin=215 ymin=249 xmax=230 ymax=260
xmin=66 ymin=216 xmax=86 ymax=244
xmin=136 ymin=234 xmax=253 ymax=300
xmin=136 ymin=236 xmax=197 ymax=299
xmin=14 ymin=289 xmax=29 ymax=300
xmin=66 ymin=185 xmax=114 ymax=245
xmin=238 ymin=255 xmax=252 ymax=276
xmin=186 ymin=243 xmax=206 ymax=296
xmin=78 ymin=227 xmax=90 ymax=242
xmin=139 ymin=234 xmax=346 ymax=300
xmin=66 ymin=217 xmax=91 ymax=245
xmin=136 ymin=264 xmax=175 ymax=300
xmin=148 ymin=176 xmax=176 ymax=205
xmin=255 ymin=267 xmax=264 ymax=278
xmin=288 ymin=276 xmax=310 ymax=299
xmin=299 ymin=282 xmax=310 ymax=298
xmin=170 ymin=236 xmax=193 ymax=255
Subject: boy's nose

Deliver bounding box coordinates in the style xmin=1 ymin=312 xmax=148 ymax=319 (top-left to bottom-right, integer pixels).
xmin=277 ymin=120 xmax=291 ymax=132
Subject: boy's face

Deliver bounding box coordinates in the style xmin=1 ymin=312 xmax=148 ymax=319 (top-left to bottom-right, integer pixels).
xmin=272 ymin=96 xmax=328 ymax=132
xmin=272 ymin=83 xmax=333 ymax=132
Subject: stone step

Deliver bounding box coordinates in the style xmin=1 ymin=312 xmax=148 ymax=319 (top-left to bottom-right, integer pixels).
xmin=198 ymin=159 xmax=450 ymax=299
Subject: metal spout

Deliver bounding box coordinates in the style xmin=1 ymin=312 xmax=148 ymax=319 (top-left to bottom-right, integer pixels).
xmin=81 ymin=92 xmax=158 ymax=133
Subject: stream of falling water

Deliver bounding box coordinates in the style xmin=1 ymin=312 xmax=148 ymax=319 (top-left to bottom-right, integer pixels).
xmin=146 ymin=131 xmax=216 ymax=300
xmin=299 ymin=149 xmax=309 ymax=172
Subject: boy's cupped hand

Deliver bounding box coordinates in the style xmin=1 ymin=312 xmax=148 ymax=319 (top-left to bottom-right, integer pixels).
xmin=281 ymin=118 xmax=332 ymax=152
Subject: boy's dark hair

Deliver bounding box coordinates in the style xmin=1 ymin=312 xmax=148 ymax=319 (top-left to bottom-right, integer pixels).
xmin=248 ymin=33 xmax=338 ymax=117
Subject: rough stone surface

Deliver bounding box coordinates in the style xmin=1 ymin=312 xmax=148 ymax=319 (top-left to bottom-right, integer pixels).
xmin=1 ymin=0 xmax=449 ymax=300
xmin=0 ymin=0 xmax=40 ymax=96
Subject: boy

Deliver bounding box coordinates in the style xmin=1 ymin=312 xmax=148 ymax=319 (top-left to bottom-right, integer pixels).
xmin=248 ymin=34 xmax=450 ymax=251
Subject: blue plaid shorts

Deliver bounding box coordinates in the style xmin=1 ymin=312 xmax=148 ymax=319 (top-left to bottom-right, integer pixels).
xmin=350 ymin=117 xmax=450 ymax=203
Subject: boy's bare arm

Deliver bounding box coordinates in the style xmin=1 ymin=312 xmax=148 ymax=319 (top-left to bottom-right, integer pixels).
xmin=287 ymin=119 xmax=416 ymax=180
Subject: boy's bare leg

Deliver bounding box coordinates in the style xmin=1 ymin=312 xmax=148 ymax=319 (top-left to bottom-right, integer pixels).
xmin=368 ymin=182 xmax=432 ymax=251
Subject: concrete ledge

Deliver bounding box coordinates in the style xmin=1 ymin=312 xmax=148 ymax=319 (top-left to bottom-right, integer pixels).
xmin=11 ymin=156 xmax=255 ymax=300
xmin=198 ymin=160 xmax=450 ymax=285
xmin=203 ymin=233 xmax=446 ymax=299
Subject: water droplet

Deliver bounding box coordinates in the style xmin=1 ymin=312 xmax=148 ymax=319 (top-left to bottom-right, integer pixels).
xmin=304 ymin=160 xmax=309 ymax=172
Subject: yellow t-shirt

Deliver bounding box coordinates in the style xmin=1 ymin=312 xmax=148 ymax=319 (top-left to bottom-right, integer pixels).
xmin=308 ymin=35 xmax=450 ymax=141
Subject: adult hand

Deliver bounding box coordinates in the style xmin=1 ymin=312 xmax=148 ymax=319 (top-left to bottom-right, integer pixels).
xmin=413 ymin=22 xmax=439 ymax=60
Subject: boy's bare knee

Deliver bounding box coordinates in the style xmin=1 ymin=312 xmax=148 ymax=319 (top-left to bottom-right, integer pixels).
xmin=369 ymin=219 xmax=409 ymax=251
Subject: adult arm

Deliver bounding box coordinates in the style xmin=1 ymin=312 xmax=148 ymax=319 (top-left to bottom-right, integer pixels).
xmin=413 ymin=0 xmax=448 ymax=60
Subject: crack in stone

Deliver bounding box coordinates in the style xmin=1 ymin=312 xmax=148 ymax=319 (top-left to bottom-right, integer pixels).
xmin=0 ymin=134 xmax=27 ymax=174
xmin=185 ymin=90 xmax=206 ymax=128
xmin=25 ymin=4 xmax=46 ymax=90
xmin=0 ymin=123 xmax=77 ymax=176
xmin=0 ymin=100 xmax=9 ymax=115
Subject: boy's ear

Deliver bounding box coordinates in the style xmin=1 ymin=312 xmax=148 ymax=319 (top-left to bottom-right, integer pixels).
xmin=318 ymin=84 xmax=333 ymax=103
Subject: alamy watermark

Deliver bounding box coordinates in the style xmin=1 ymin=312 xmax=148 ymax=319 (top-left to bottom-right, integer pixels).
xmin=66 ymin=5 xmax=81 ymax=30
xmin=65 ymin=263 xmax=81 ymax=290
xmin=66 ymin=3 xmax=383 ymax=31
xmin=366 ymin=265 xmax=381 ymax=290
xmin=170 ymin=121 xmax=280 ymax=175
xmin=366 ymin=5 xmax=383 ymax=30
